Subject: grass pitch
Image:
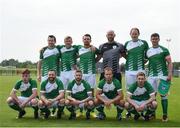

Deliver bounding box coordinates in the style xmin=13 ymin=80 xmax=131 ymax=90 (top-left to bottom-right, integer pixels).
xmin=0 ymin=75 xmax=180 ymax=127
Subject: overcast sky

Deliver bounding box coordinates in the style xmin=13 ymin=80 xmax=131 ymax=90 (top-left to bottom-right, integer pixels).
xmin=0 ymin=0 xmax=180 ymax=63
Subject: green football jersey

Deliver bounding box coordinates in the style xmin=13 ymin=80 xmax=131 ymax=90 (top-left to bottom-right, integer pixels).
xmin=13 ymin=79 xmax=37 ymax=97
xmin=40 ymin=78 xmax=64 ymax=99
xmin=59 ymin=45 xmax=78 ymax=71
xmin=78 ymin=46 xmax=100 ymax=74
xmin=40 ymin=46 xmax=60 ymax=76
xmin=67 ymin=80 xmax=91 ymax=100
xmin=147 ymin=45 xmax=170 ymax=77
xmin=98 ymin=78 xmax=122 ymax=99
xmin=127 ymin=81 xmax=154 ymax=101
xmin=125 ymin=39 xmax=149 ymax=71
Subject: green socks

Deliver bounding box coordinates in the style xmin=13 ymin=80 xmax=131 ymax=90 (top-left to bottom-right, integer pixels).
xmin=9 ymin=103 xmax=23 ymax=112
xmin=161 ymin=98 xmax=168 ymax=115
xmin=116 ymin=105 xmax=123 ymax=114
xmin=96 ymin=105 xmax=104 ymax=113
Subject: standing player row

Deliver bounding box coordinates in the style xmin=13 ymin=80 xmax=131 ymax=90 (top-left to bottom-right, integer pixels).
xmin=36 ymin=28 xmax=172 ymax=121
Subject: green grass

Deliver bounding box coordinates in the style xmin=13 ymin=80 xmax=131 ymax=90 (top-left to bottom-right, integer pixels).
xmin=0 ymin=75 xmax=180 ymax=127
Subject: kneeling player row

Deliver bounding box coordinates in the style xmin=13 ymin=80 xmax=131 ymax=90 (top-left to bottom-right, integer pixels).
xmin=7 ymin=68 xmax=157 ymax=121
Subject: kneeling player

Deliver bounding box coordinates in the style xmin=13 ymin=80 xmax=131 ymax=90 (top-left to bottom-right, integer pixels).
xmin=65 ymin=70 xmax=94 ymax=120
xmin=38 ymin=70 xmax=65 ymax=119
xmin=125 ymin=72 xmax=157 ymax=121
xmin=95 ymin=67 xmax=124 ymax=120
xmin=6 ymin=69 xmax=39 ymax=119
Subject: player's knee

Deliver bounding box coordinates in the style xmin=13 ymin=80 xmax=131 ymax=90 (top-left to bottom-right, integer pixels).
xmin=31 ymin=99 xmax=38 ymax=105
xmin=88 ymin=100 xmax=94 ymax=107
xmin=152 ymin=101 xmax=158 ymax=108
xmin=124 ymin=102 xmax=130 ymax=109
xmin=6 ymin=97 xmax=13 ymax=104
xmin=38 ymin=100 xmax=44 ymax=107
xmin=94 ymin=99 xmax=101 ymax=106
xmin=119 ymin=100 xmax=125 ymax=107
xmin=65 ymin=100 xmax=70 ymax=106
xmin=59 ymin=99 xmax=65 ymax=105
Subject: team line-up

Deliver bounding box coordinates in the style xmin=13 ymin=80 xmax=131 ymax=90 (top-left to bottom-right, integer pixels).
xmin=6 ymin=28 xmax=172 ymax=122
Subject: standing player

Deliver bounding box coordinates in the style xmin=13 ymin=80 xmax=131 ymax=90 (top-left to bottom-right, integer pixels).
xmin=37 ymin=35 xmax=60 ymax=83
xmin=65 ymin=70 xmax=94 ymax=120
xmin=95 ymin=67 xmax=124 ymax=120
xmin=99 ymin=30 xmax=125 ymax=83
xmin=124 ymin=28 xmax=149 ymax=90
xmin=124 ymin=28 xmax=149 ymax=118
xmin=58 ymin=36 xmax=78 ymax=90
xmin=77 ymin=34 xmax=100 ymax=117
xmin=78 ymin=34 xmax=100 ymax=96
xmin=147 ymin=33 xmax=173 ymax=122
xmin=6 ymin=69 xmax=39 ymax=119
xmin=125 ymin=72 xmax=157 ymax=121
xmin=38 ymin=70 xmax=65 ymax=119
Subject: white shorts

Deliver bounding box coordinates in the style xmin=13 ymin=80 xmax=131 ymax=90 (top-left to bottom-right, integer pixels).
xmin=83 ymin=74 xmax=96 ymax=89
xmin=132 ymin=100 xmax=148 ymax=110
xmin=40 ymin=100 xmax=60 ymax=109
xmin=18 ymin=96 xmax=38 ymax=107
xmin=60 ymin=71 xmax=75 ymax=89
xmin=125 ymin=70 xmax=145 ymax=90
xmin=148 ymin=76 xmax=168 ymax=92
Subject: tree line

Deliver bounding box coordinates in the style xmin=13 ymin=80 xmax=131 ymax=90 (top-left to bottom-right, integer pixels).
xmin=0 ymin=59 xmax=180 ymax=70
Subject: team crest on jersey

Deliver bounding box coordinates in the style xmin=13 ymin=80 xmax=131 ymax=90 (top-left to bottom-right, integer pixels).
xmin=45 ymin=82 xmax=58 ymax=93
xmin=19 ymin=82 xmax=30 ymax=92
xmin=113 ymin=45 xmax=117 ymax=49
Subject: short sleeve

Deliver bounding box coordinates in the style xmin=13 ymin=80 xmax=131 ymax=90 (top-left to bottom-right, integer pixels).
xmin=146 ymin=82 xmax=155 ymax=96
xmin=31 ymin=80 xmax=37 ymax=90
xmin=127 ymin=83 xmax=136 ymax=95
xmin=67 ymin=81 xmax=73 ymax=93
xmin=114 ymin=79 xmax=122 ymax=92
xmin=97 ymin=79 xmax=105 ymax=90
xmin=83 ymin=80 xmax=91 ymax=92
xmin=40 ymin=81 xmax=46 ymax=92
xmin=164 ymin=48 xmax=170 ymax=57
xmin=13 ymin=81 xmax=21 ymax=91
xmin=56 ymin=79 xmax=64 ymax=93
xmin=142 ymin=40 xmax=149 ymax=59
xmin=40 ymin=48 xmax=44 ymax=60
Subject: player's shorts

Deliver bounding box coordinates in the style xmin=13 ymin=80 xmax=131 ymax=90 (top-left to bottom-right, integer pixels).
xmin=83 ymin=74 xmax=96 ymax=89
xmin=60 ymin=70 xmax=75 ymax=90
xmin=39 ymin=100 xmax=61 ymax=109
xmin=18 ymin=96 xmax=38 ymax=107
xmin=47 ymin=101 xmax=60 ymax=108
xmin=125 ymin=70 xmax=146 ymax=90
xmin=148 ymin=76 xmax=168 ymax=92
xmin=132 ymin=100 xmax=148 ymax=110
